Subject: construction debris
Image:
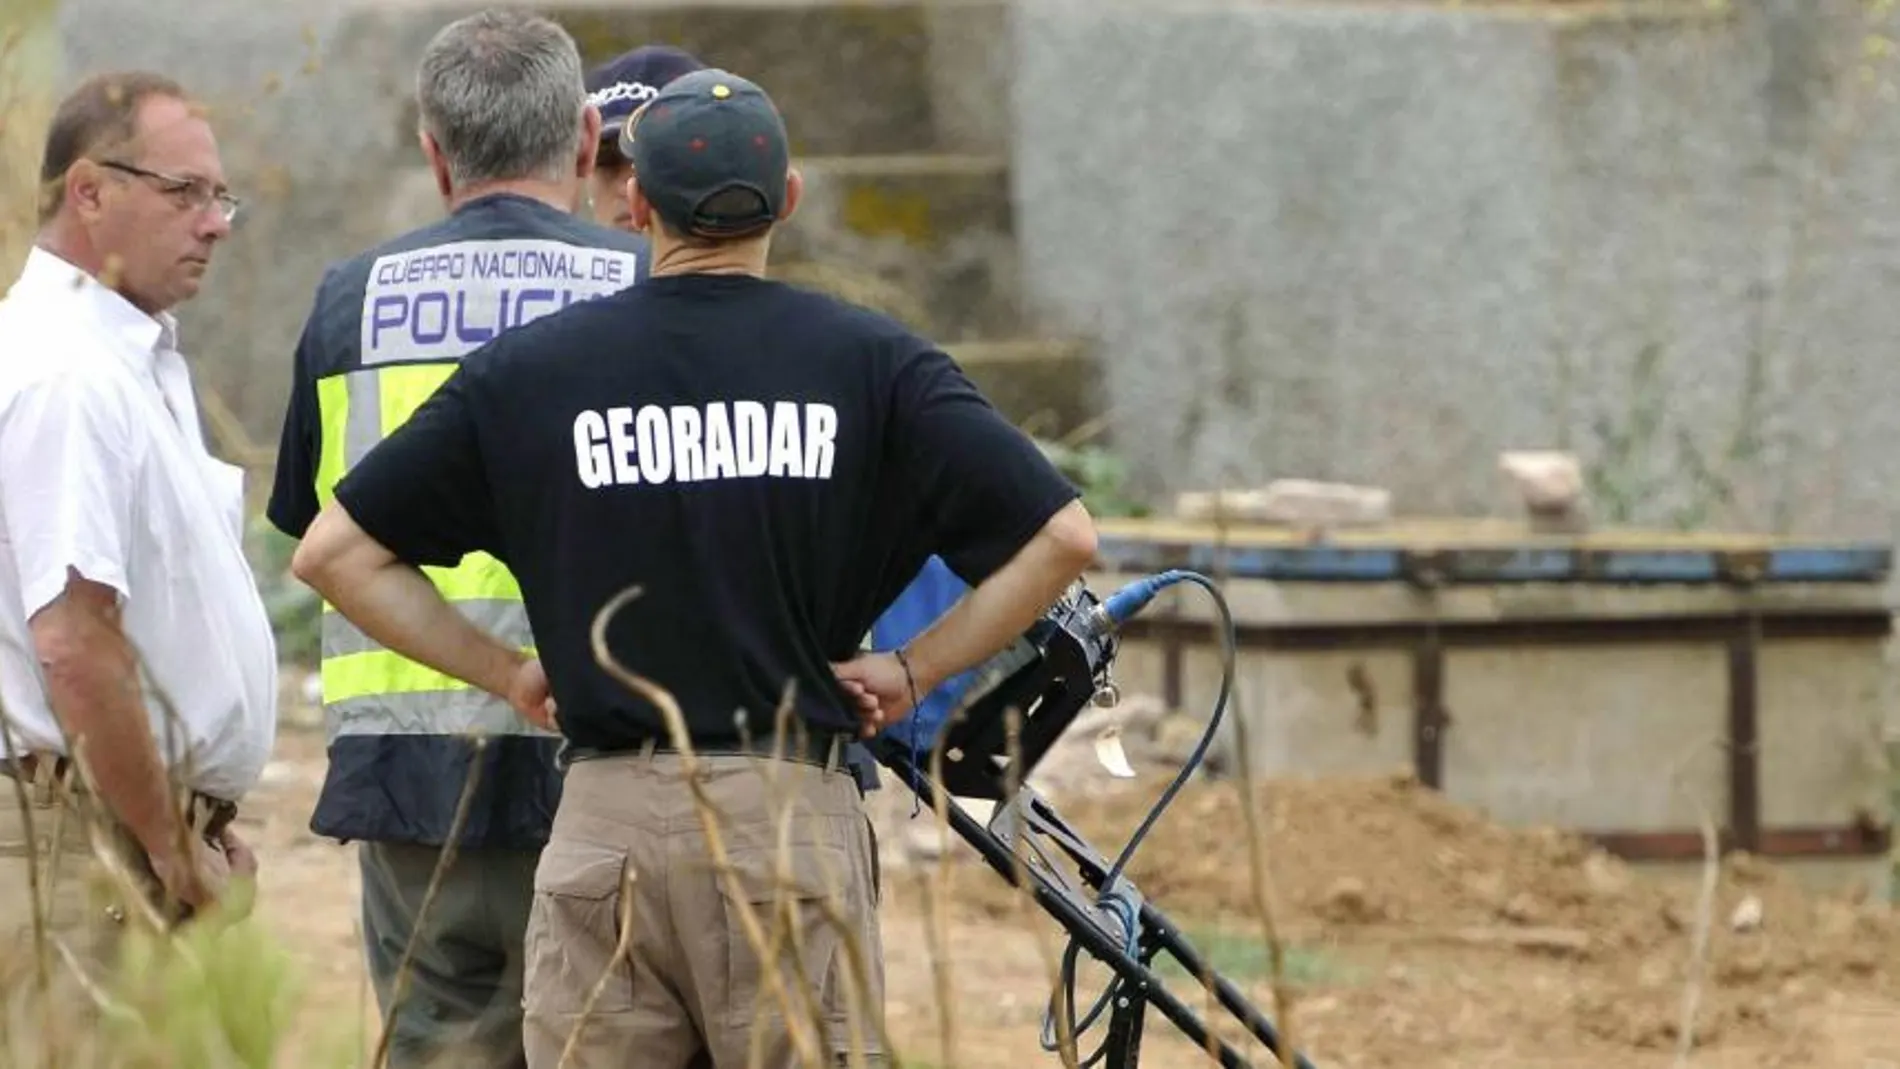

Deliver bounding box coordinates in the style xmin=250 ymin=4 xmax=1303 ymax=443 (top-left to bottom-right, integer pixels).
xmin=1450 ymin=925 xmax=1594 ymax=957
xmin=1498 ymin=450 xmax=1590 ymax=534
xmin=1174 ymin=479 xmax=1392 ymax=528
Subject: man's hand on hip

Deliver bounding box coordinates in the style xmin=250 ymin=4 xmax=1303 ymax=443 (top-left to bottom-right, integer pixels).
xmin=508 ymin=657 xmax=558 ymax=732
xmin=831 ymin=652 xmax=910 ymax=737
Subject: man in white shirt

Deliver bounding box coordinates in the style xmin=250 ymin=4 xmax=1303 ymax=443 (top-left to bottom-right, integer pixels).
xmin=0 ymin=70 xmax=278 ymax=967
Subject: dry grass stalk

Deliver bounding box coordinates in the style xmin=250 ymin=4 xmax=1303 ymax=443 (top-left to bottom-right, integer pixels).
xmin=555 ymin=862 xmax=639 ymax=1069
xmin=1227 ymin=694 xmax=1300 ymax=1069
xmin=739 ymin=696 xmax=837 ymax=1069
xmin=791 ymin=794 xmax=892 ymax=1069
xmin=767 ymin=705 xmax=892 ymax=1067
xmin=69 ymin=740 xmax=173 ymax=941
xmin=588 ymin=585 xmax=827 ymax=1068
xmin=353 ymin=909 xmax=373 ymax=1064
xmin=3 ymin=652 xmax=307 ymax=1067
xmin=1197 ymin=936 xmax=1223 ymax=1063
xmin=999 ymin=704 xmax=1081 ymax=1069
xmin=2 ymin=715 xmax=52 ymax=993
xmin=1208 ymin=489 xmax=1301 ymax=1068
xmin=919 ymin=723 xmax=961 ymax=1068
xmin=775 ymin=705 xmax=840 ymax=1061
xmin=155 ymin=678 xmax=205 ymax=927
xmin=760 ymin=688 xmax=891 ymax=1067
xmin=1667 ymin=735 xmax=1726 ymax=1067
xmin=371 ymin=735 xmax=488 ymax=1069
xmin=811 ymin=889 xmax=887 ymax=1069
xmin=558 ymin=609 xmax=897 ymax=1069
xmin=50 ymin=930 xmax=137 ymax=1024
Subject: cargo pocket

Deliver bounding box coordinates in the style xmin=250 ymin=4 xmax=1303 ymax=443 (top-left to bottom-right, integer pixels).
xmin=523 ymin=838 xmax=635 ymax=1019
xmin=821 ymin=941 xmax=888 ymax=1067
xmin=719 ymin=841 xmax=861 ymax=1036
xmin=834 ymin=815 xmax=888 ymax=1064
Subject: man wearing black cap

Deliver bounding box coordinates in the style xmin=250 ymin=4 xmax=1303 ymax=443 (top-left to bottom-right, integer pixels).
xmin=582 ymin=44 xmax=704 ymax=231
xmin=585 ymin=47 xmax=985 ymax=781
xmin=585 ymin=41 xmax=899 ymax=810
xmin=290 ymin=67 xmax=1099 ymax=1068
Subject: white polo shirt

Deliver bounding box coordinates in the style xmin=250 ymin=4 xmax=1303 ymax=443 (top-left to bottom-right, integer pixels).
xmin=0 ymin=248 xmax=278 ymax=802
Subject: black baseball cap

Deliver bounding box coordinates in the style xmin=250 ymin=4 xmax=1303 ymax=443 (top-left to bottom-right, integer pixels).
xmin=619 ymin=68 xmax=790 ymax=239
xmin=584 ymin=45 xmax=705 ymax=143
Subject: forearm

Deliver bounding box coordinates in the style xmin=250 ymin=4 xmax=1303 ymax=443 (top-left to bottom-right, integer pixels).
xmin=321 ymin=560 xmax=524 ymax=698
xmin=293 ymin=506 xmax=524 ymax=699
xmin=38 ymin=619 xmax=186 ymax=855
xmin=904 ymin=499 xmax=1098 ymax=693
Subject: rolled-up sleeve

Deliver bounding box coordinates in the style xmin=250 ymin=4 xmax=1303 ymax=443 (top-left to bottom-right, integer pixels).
xmin=0 ymin=372 xmax=142 ymax=616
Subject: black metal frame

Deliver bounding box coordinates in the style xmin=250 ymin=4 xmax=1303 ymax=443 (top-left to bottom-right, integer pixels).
xmin=868 ymin=582 xmax=1317 ymax=1069
xmin=876 ymin=745 xmax=1317 ymax=1069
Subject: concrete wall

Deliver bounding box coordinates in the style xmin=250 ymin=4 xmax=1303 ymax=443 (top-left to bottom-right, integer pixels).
xmin=48 ymin=0 xmax=1027 ymax=448
xmin=52 ymin=0 xmax=1900 ymax=542
xmin=54 ymin=0 xmax=427 ymax=447
xmin=1010 ymin=0 xmax=1900 ymax=540
xmin=1 ymin=0 xmax=65 ymax=273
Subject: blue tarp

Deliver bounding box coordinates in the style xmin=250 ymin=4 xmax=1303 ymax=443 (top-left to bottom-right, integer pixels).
xmin=1092 ymin=534 xmax=1892 ymax=585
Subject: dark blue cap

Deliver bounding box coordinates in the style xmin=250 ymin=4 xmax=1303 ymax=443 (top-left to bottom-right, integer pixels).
xmin=620 ymin=68 xmax=790 ymax=239
xmin=584 ymin=45 xmax=706 ymax=140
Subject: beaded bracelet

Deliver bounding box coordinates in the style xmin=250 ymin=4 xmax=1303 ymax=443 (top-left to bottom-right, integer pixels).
xmin=891 ymin=645 xmax=923 ymax=713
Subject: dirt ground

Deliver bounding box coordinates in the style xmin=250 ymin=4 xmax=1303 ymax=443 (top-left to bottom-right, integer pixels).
xmin=242 ymin=720 xmax=1900 ymax=1069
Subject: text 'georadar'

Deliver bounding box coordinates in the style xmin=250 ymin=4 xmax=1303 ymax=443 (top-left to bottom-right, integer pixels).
xmin=574 ymin=402 xmax=837 ymax=487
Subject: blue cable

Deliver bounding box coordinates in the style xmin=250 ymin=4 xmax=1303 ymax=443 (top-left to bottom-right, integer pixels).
xmin=1092 ymin=568 xmax=1198 ymax=634
xmin=1040 ymin=887 xmax=1142 ymax=1058
xmin=1039 ymin=569 xmax=1240 ymax=1066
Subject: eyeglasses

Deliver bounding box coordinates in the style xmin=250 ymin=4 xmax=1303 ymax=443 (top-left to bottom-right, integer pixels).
xmin=98 ymin=160 xmax=242 ymax=223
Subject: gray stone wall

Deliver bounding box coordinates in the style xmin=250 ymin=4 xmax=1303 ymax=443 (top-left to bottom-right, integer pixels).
xmin=53 ymin=0 xmax=1900 ymax=543
xmin=56 ymin=0 xmax=434 ymax=448
xmin=1010 ymin=0 xmax=1900 ymax=539
xmin=49 ymin=0 xmax=1019 ymax=447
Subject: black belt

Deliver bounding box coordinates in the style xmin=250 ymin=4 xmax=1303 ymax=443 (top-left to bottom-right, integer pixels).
xmin=1 ymin=752 xmax=239 ymax=841
xmin=559 ymin=732 xmax=850 ymax=772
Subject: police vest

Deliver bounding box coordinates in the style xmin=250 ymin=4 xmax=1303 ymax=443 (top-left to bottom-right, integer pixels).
xmin=312 ymin=363 xmax=530 ymax=733
xmin=291 ymin=194 xmax=646 ymax=847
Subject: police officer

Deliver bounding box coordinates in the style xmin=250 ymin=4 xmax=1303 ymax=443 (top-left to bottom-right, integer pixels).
xmin=581 ymin=44 xmax=704 ymax=231
xmin=288 ymin=68 xmax=1099 ymax=1068
xmin=265 ymin=11 xmax=645 ymax=1068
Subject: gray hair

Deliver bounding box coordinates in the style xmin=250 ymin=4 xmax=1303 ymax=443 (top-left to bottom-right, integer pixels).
xmin=415 ymin=10 xmax=586 ymax=188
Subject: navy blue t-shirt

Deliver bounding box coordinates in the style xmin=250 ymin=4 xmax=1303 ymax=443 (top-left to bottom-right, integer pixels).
xmin=332 ymin=274 xmax=1079 ymax=751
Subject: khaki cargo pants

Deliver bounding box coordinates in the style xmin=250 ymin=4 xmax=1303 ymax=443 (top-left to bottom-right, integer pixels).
xmin=0 ymin=757 xmax=155 ymax=987
xmin=523 ymin=750 xmax=885 ymax=1068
